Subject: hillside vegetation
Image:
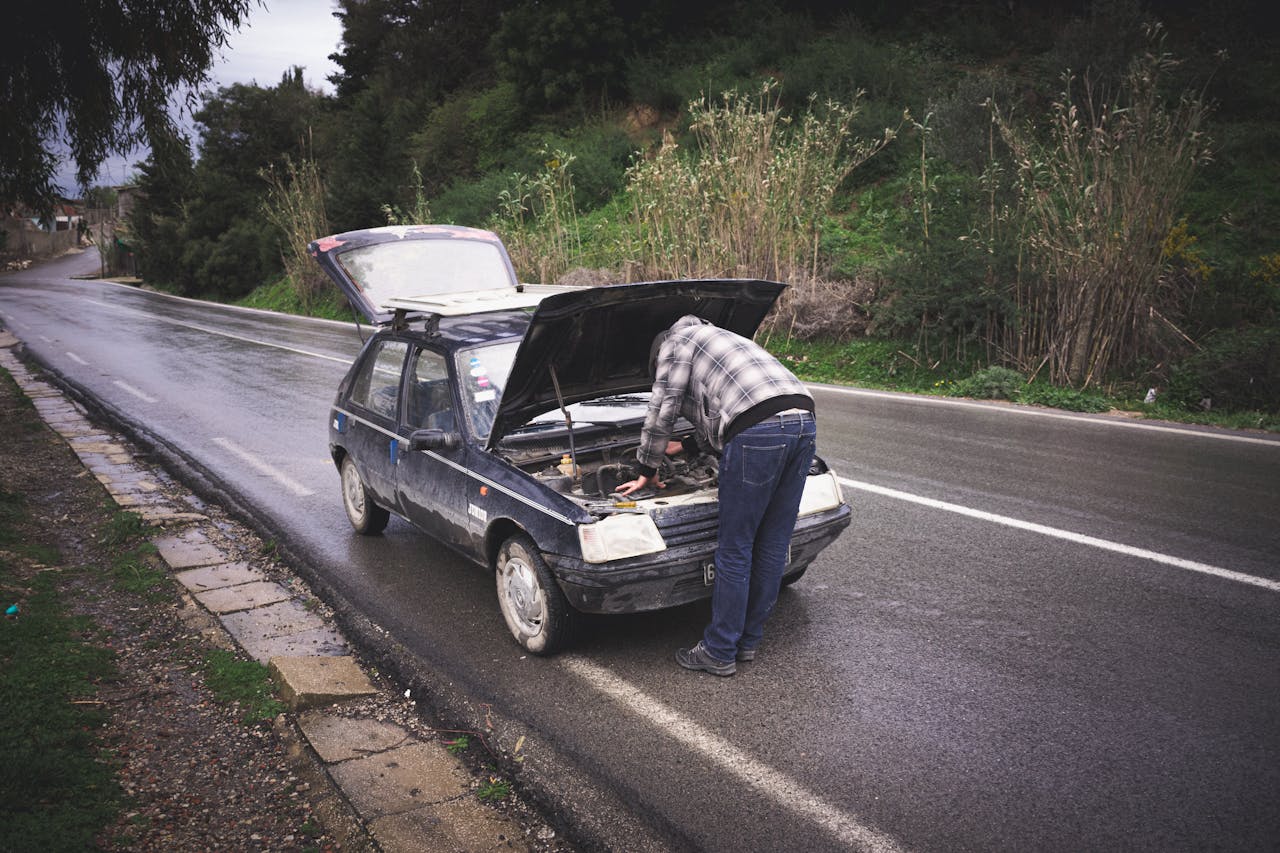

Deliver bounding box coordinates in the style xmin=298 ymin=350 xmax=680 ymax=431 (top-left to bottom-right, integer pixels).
xmin=123 ymin=0 xmax=1279 ymax=421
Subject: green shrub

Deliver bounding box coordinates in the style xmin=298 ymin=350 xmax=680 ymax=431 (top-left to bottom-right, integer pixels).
xmin=1166 ymin=326 xmax=1280 ymax=413
xmin=951 ymin=365 xmax=1024 ymax=400
xmin=1019 ymin=383 xmax=1111 ymax=413
xmin=432 ymin=173 xmax=515 ymax=226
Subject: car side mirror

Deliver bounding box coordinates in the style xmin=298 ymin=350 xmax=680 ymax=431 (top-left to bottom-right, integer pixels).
xmin=407 ymin=428 xmax=459 ymax=452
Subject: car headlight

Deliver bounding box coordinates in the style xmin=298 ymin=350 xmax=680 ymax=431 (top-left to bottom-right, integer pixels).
xmin=797 ymin=472 xmax=843 ymax=516
xmin=578 ymin=514 xmax=667 ymax=564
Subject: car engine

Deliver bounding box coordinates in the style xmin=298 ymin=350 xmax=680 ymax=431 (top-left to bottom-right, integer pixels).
xmin=527 ymin=445 xmax=719 ymax=502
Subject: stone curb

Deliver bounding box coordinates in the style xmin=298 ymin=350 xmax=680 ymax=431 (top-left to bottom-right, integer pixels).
xmin=0 ymin=341 xmax=535 ymax=853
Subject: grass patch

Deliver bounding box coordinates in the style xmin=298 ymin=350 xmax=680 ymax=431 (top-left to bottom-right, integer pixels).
xmin=99 ymin=509 xmax=149 ymax=547
xmin=97 ymin=511 xmax=168 ymax=600
xmin=235 ymin=276 xmax=352 ymax=321
xmin=0 ymin=525 xmax=121 ymax=850
xmin=108 ymin=547 xmax=166 ymax=599
xmin=763 ymin=336 xmax=975 ymax=392
xmin=767 ymin=337 xmax=1279 ymax=431
xmin=0 ymin=488 xmax=25 ymax=545
xmin=0 ymin=367 xmax=42 ymax=434
xmin=0 ymin=489 xmax=61 ymax=564
xmin=201 ymin=649 xmax=286 ymax=724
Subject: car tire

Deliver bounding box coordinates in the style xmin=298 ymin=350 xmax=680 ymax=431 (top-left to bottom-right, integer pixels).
xmin=495 ymin=533 xmax=577 ymax=655
xmin=340 ymin=456 xmax=390 ymax=535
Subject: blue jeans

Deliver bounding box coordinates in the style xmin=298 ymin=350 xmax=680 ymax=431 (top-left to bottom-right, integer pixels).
xmin=703 ymin=411 xmax=816 ymax=662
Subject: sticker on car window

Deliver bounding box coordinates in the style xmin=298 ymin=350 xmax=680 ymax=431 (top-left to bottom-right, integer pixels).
xmin=474 ymin=389 xmax=497 ymax=402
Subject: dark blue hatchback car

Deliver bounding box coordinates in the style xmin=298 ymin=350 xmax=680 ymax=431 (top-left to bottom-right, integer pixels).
xmin=310 ymin=224 xmax=851 ymax=654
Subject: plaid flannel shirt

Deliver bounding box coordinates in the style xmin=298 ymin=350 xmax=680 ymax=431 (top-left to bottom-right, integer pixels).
xmin=635 ymin=315 xmax=812 ymax=471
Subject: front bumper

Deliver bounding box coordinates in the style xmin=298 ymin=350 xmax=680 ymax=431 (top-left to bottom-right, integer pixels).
xmin=545 ymin=503 xmax=852 ymax=614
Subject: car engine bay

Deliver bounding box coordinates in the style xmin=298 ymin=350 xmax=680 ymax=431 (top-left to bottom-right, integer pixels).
xmin=518 ymin=441 xmax=720 ymax=506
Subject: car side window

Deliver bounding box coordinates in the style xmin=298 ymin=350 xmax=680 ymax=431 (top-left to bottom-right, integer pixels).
xmin=350 ymin=340 xmax=408 ymax=420
xmin=407 ymin=349 xmax=456 ymax=431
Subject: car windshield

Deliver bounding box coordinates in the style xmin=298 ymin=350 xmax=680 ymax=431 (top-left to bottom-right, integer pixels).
xmin=457 ymin=342 xmax=651 ymax=442
xmin=337 ymin=238 xmax=515 ymax=312
xmin=456 ymin=341 xmax=518 ymax=440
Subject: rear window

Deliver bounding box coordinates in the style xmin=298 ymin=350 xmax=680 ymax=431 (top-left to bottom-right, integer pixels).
xmin=337 ymin=238 xmax=515 ymax=312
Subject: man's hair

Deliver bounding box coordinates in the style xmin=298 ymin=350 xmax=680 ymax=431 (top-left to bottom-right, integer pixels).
xmin=648 ymin=330 xmax=671 ymax=380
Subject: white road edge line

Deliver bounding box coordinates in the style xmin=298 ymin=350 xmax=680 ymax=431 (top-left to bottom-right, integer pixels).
xmin=66 ymin=351 xmax=89 ymax=365
xmin=112 ymin=379 xmax=157 ymax=404
xmin=812 ymin=384 xmax=1279 ymax=447
xmin=161 ymin=317 xmax=354 ymax=365
xmin=83 ymin=298 xmax=354 ymax=365
xmin=560 ymin=656 xmax=907 ymax=853
xmin=840 ymin=477 xmax=1280 ymax=593
xmin=212 ymin=437 xmax=315 ymax=497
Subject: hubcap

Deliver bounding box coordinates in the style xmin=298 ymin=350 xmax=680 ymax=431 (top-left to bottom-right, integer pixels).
xmin=501 ymin=556 xmax=544 ymax=636
xmin=342 ymin=463 xmax=365 ymax=518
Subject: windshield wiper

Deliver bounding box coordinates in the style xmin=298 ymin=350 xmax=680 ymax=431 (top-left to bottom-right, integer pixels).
xmin=581 ymin=394 xmax=648 ymax=406
xmin=506 ymin=422 xmax=562 ymax=435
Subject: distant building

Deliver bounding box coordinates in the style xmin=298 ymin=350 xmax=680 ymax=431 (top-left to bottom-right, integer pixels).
xmin=115 ymin=185 xmax=143 ymax=221
xmin=2 ymin=199 xmax=87 ymax=258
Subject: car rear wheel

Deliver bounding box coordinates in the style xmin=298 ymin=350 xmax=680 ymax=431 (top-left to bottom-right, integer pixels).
xmin=495 ymin=533 xmax=577 ymax=655
xmin=340 ymin=456 xmax=390 ymax=535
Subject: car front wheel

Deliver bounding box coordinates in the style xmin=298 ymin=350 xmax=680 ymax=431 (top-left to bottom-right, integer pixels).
xmin=495 ymin=533 xmax=577 ymax=655
xmin=340 ymin=456 xmax=390 ymax=535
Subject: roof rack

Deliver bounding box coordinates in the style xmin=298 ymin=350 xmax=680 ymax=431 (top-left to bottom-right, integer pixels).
xmin=384 ymin=283 xmax=587 ymax=330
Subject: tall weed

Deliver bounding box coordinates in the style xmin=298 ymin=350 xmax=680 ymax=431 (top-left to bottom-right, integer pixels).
xmin=622 ymin=80 xmax=898 ymax=286
xmin=492 ymin=148 xmax=582 ymax=283
xmin=992 ymin=24 xmax=1215 ymax=388
xmin=261 ymin=154 xmax=330 ymax=310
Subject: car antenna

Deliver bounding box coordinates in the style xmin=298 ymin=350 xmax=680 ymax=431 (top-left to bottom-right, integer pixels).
xmin=548 ymin=365 xmax=580 ymax=484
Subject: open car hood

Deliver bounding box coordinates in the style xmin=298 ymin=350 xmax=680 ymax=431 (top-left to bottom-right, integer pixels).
xmin=487 ymin=279 xmax=786 ymax=449
xmin=309 ymin=225 xmax=578 ymax=325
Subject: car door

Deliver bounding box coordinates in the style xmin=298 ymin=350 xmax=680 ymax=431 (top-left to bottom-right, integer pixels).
xmin=342 ymin=338 xmax=409 ymax=508
xmin=396 ymin=346 xmax=473 ymax=550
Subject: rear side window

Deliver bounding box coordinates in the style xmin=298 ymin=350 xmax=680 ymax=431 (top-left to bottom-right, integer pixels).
xmin=349 ymin=340 xmax=408 ymax=419
xmin=406 ymin=349 xmax=455 ymax=430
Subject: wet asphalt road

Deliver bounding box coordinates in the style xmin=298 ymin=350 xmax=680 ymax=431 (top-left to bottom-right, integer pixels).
xmin=3 ymin=253 xmax=1279 ymax=852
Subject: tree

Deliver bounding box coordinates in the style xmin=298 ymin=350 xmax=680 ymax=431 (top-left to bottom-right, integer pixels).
xmin=328 ymin=0 xmax=505 ymax=100
xmin=130 ymin=68 xmax=328 ymax=298
xmin=0 ymin=0 xmax=251 ymax=212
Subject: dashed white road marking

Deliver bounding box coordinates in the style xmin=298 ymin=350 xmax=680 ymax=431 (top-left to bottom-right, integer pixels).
xmin=112 ymin=379 xmax=157 ymax=403
xmin=212 ymin=436 xmax=315 ymax=496
xmin=65 ymin=351 xmax=89 ymax=365
xmin=840 ymin=477 xmax=1280 ymax=593
xmin=561 ymin=656 xmax=907 ymax=853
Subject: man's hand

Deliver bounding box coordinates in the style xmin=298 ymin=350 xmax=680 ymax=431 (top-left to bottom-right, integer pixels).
xmin=616 ymin=473 xmax=665 ymax=497
xmin=618 ymin=438 xmax=684 ymax=496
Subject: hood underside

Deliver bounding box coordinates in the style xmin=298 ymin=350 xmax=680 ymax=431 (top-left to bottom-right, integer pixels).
xmin=487 ymin=279 xmax=785 ymax=448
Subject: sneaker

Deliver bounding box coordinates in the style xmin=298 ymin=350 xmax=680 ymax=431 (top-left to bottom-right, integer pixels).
xmin=735 ymin=647 xmax=757 ymax=662
xmin=675 ymin=641 xmax=736 ymax=676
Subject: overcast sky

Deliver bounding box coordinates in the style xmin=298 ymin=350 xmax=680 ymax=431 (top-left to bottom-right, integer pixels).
xmin=56 ymin=0 xmax=344 ymax=194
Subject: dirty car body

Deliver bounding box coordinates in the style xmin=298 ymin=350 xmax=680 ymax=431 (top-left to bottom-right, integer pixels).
xmin=311 ymin=225 xmax=852 ymax=654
